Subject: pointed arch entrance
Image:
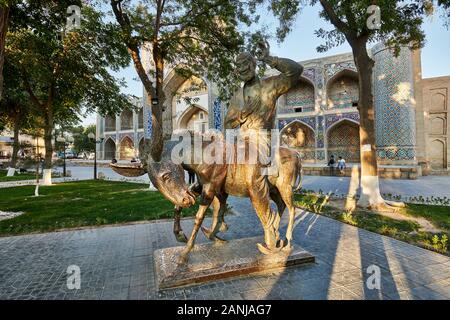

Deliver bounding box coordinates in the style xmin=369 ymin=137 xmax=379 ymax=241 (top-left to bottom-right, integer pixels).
xmin=119 ymin=136 xmax=135 ymax=160
xmin=280 ymin=120 xmax=316 ymax=161
xmin=327 ymin=119 xmax=360 ymax=163
xmin=104 ymin=138 xmax=116 ymax=160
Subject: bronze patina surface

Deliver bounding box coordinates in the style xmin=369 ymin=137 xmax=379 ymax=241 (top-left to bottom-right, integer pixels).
xmin=154 ymin=236 xmax=315 ymax=290
xmin=113 ymin=41 xmax=306 ymax=264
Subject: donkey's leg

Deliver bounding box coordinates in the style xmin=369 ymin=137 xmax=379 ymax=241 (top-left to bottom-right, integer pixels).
xmin=247 ymin=173 xmax=283 ymax=255
xmin=173 ymin=206 xmax=188 ymax=243
xmin=178 ymin=189 xmax=214 ymax=265
xmin=279 ymin=184 xmax=296 ymax=251
xmin=202 ymin=195 xmax=228 ymax=242
xmin=218 ymin=194 xmax=229 ymax=232
xmin=270 ymin=189 xmax=286 ymax=243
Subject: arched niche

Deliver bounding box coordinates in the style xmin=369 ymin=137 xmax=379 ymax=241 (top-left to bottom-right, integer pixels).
xmin=105 ymin=115 xmax=116 ymax=132
xmin=327 ymin=119 xmax=361 ymax=163
xmin=104 ymin=138 xmax=116 ymax=160
xmin=121 ymin=109 xmax=134 ymax=131
xmin=430 ymin=139 xmax=446 ymax=170
xmin=280 ymin=120 xmax=316 ymax=161
xmin=326 ymin=70 xmax=359 ymax=110
xmin=119 ymin=136 xmax=135 ymax=160
xmin=280 ymin=77 xmax=315 ymax=114
xmin=430 ymin=93 xmax=446 ymax=112
xmin=171 ymin=75 xmax=209 ymax=131
xmin=431 ymin=117 xmax=446 ymax=135
xmin=177 ymin=105 xmax=209 ymax=132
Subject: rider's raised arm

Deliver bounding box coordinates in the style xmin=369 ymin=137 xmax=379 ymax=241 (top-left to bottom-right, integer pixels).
xmin=263 ymin=56 xmax=304 ymax=96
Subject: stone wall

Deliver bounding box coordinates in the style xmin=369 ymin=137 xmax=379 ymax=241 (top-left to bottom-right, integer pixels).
xmin=421 ymin=76 xmax=450 ymax=174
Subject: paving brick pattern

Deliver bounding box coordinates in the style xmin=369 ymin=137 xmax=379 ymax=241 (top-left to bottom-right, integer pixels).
xmin=0 ymin=197 xmax=449 ymax=300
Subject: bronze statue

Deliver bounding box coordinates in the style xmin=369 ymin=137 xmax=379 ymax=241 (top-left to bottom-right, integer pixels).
xmin=112 ymin=135 xmax=303 ymax=263
xmin=112 ymin=41 xmax=305 ymax=263
xmin=223 ymin=40 xmax=303 ymax=253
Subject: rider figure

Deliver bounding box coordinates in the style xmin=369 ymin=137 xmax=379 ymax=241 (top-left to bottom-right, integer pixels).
xmin=224 ymin=41 xmax=304 ymax=252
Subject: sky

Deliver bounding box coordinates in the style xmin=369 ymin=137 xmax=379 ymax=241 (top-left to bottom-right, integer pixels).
xmin=81 ymin=4 xmax=450 ymax=126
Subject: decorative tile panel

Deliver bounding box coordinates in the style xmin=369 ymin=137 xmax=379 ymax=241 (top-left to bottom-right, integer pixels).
xmin=324 ymin=61 xmax=357 ymax=80
xmin=373 ymin=45 xmax=416 ymax=160
xmin=104 ymin=134 xmax=116 ymax=142
xmin=325 ymin=113 xmax=360 ymax=130
xmin=302 ymin=68 xmax=316 ymax=84
xmin=317 ymin=115 xmax=325 ymax=148
xmin=279 ymin=117 xmax=317 ymax=132
xmin=317 ymin=150 xmax=325 ymax=161
xmin=213 ymin=98 xmax=223 ymax=131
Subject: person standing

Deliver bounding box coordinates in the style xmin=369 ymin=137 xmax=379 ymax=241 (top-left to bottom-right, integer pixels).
xmin=188 ymin=170 xmax=196 ymax=184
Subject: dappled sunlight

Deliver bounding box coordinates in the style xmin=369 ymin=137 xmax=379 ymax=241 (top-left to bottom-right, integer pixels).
xmin=392 ymin=82 xmax=413 ymax=105
xmin=345 ymin=165 xmax=359 ymax=212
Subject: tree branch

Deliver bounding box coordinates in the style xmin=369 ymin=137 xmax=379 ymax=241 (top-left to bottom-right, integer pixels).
xmin=319 ymin=0 xmax=355 ymax=40
xmin=110 ymin=0 xmax=156 ymax=97
xmin=20 ymin=67 xmax=43 ymax=109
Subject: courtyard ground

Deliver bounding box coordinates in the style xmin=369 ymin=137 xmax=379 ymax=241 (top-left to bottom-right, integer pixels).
xmin=0 ymin=196 xmax=449 ymax=300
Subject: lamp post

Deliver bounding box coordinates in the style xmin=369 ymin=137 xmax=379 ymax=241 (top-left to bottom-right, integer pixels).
xmin=56 ymin=135 xmax=74 ymax=177
xmin=88 ymin=133 xmax=104 ymax=180
xmin=56 ymin=136 xmax=67 ymax=177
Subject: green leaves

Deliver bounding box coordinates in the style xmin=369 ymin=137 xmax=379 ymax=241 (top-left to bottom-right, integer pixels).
xmin=6 ymin=0 xmax=133 ymax=119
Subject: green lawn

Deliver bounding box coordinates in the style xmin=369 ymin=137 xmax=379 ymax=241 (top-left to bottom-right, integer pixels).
xmin=0 ymin=169 xmax=63 ymax=182
xmin=294 ymin=193 xmax=450 ymax=255
xmin=0 ymin=169 xmax=40 ymax=182
xmin=0 ymin=180 xmax=202 ymax=236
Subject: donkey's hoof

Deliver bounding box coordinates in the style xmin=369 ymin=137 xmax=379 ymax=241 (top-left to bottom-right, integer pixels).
xmin=219 ymin=222 xmax=229 ymax=233
xmin=201 ymin=226 xmax=213 ymax=239
xmin=256 ymin=240 xmax=284 ymax=255
xmin=282 ymin=242 xmax=293 ymax=252
xmin=201 ymin=227 xmax=227 ymax=243
xmin=177 ymin=253 xmax=189 ymax=266
xmin=175 ymin=231 xmax=188 ymax=243
xmin=212 ymin=235 xmax=227 ymax=243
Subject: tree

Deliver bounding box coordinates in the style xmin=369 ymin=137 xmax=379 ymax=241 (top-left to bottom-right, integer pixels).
xmin=69 ymin=124 xmax=96 ymax=156
xmin=0 ymin=58 xmax=35 ymax=170
xmin=6 ymin=1 xmax=133 ymax=184
xmin=0 ymin=1 xmax=17 ymax=100
xmin=438 ymin=0 xmax=450 ymax=27
xmin=268 ymin=0 xmax=448 ymax=210
xmin=109 ymin=0 xmax=265 ymax=161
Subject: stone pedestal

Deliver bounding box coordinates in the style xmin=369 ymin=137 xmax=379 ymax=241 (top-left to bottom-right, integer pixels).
xmin=154 ymin=236 xmax=315 ymax=291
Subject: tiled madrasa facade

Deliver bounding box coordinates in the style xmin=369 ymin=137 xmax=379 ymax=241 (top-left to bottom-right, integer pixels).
xmin=96 ymin=44 xmax=450 ymax=178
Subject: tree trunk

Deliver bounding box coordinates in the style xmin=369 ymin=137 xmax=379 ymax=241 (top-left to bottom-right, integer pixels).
xmin=352 ymin=44 xmax=385 ymax=209
xmin=42 ymin=112 xmax=53 ymax=185
xmin=0 ymin=5 xmax=10 ymax=100
xmin=10 ymin=116 xmax=19 ymax=168
xmin=147 ymin=46 xmax=165 ymax=162
xmin=43 ymin=124 xmax=53 ymax=169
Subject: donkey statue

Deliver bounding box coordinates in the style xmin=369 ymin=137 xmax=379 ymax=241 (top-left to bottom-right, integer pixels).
xmin=112 ymin=131 xmax=303 ymax=264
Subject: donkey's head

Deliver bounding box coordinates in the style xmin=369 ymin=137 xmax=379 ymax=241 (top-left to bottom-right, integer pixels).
xmin=144 ymin=136 xmax=196 ymax=208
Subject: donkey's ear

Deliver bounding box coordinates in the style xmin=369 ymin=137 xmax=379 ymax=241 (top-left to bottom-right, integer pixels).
xmin=110 ymin=163 xmax=147 ymax=177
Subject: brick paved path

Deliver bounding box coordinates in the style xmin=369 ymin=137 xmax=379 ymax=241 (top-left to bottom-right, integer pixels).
xmin=0 ymin=197 xmax=449 ymax=300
